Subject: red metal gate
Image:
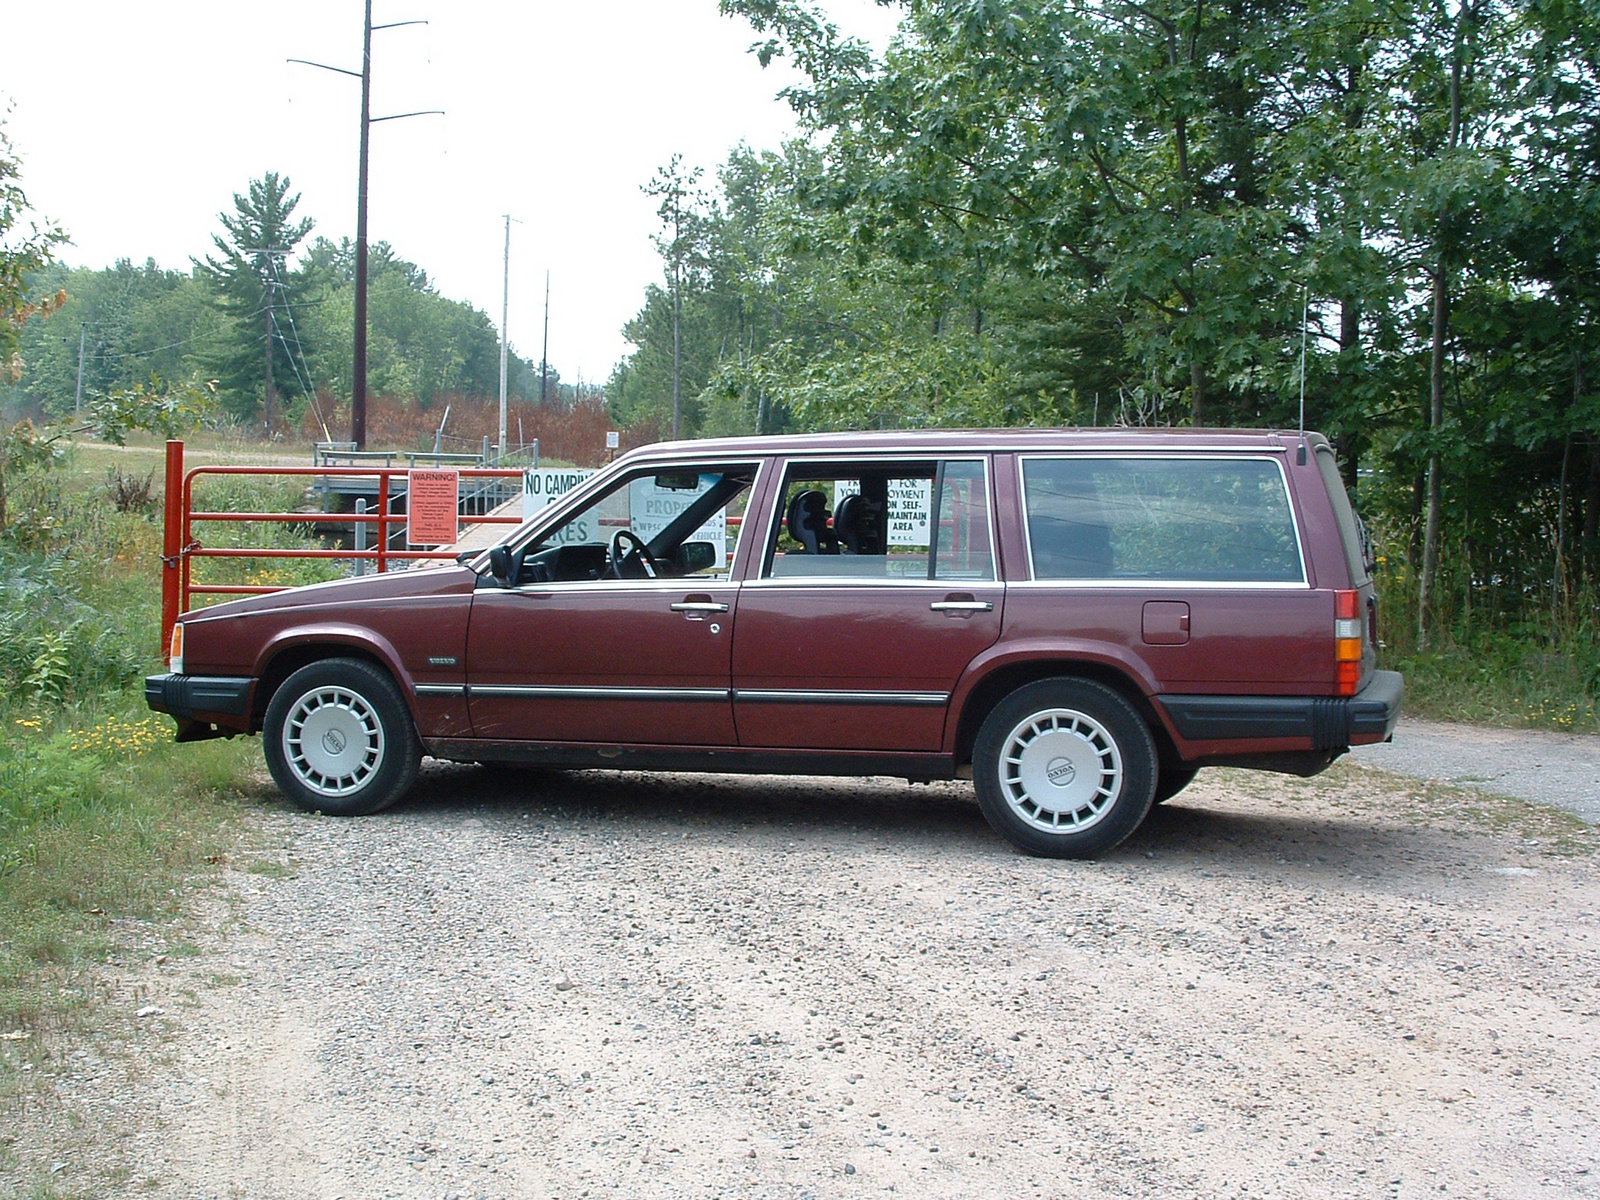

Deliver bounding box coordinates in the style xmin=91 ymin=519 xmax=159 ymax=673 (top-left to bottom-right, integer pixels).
xmin=160 ymin=439 xmax=523 ymax=659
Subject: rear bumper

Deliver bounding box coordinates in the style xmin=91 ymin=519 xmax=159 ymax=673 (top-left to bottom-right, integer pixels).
xmin=144 ymin=673 xmax=254 ymax=722
xmin=1157 ymin=670 xmax=1403 ymax=751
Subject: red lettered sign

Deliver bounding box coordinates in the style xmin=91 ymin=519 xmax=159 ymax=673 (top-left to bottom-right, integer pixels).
xmin=407 ymin=470 xmax=460 ymax=546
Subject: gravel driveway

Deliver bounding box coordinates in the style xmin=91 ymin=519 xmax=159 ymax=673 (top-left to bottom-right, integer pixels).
xmin=1353 ymin=719 xmax=1600 ymax=823
xmin=20 ymin=759 xmax=1598 ymax=1200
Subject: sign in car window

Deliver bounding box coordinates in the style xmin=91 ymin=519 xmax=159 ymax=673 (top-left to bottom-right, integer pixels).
xmin=834 ymin=478 xmax=932 ymax=546
xmin=628 ymin=474 xmax=728 ymax=561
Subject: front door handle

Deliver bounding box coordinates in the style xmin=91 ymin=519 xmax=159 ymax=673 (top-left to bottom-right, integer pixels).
xmin=929 ymin=600 xmax=993 ymax=613
xmin=670 ymin=601 xmax=730 ymax=614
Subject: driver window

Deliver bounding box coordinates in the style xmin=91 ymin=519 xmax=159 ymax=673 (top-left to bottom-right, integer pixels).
xmin=525 ymin=465 xmax=755 ymax=583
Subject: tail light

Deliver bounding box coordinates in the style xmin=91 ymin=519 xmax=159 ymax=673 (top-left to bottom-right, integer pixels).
xmin=1334 ymin=590 xmax=1362 ymax=696
xmin=168 ymin=622 xmax=185 ymax=674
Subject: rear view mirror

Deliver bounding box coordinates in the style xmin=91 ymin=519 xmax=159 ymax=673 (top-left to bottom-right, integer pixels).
xmin=654 ymin=471 xmax=703 ymax=491
xmin=674 ymin=541 xmax=717 ymax=574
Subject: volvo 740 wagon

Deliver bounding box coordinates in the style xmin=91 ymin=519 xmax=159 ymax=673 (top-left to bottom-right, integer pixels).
xmin=147 ymin=429 xmax=1401 ymax=858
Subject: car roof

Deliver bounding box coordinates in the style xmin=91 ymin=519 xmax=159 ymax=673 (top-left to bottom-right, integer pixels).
xmin=619 ymin=427 xmax=1325 ymax=461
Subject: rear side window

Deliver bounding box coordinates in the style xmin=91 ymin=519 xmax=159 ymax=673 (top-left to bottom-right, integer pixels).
xmin=1022 ymin=456 xmax=1304 ymax=584
xmin=1314 ymin=444 xmax=1371 ymax=586
xmin=765 ymin=459 xmax=994 ymax=582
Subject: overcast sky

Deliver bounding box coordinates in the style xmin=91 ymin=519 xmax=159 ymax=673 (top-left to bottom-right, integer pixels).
xmin=2 ymin=1 xmax=900 ymax=387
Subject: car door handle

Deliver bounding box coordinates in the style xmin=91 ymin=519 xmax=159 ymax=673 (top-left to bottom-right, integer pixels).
xmin=929 ymin=600 xmax=993 ymax=613
xmin=670 ymin=601 xmax=730 ymax=613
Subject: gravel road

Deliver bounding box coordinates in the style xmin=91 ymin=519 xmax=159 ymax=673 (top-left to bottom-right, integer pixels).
xmin=13 ymin=760 xmax=1600 ymax=1199
xmin=1353 ymin=719 xmax=1600 ymax=824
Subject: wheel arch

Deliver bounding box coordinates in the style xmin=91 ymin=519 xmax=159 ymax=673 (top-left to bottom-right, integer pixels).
xmin=951 ymin=656 xmax=1179 ymax=772
xmin=250 ymin=637 xmax=409 ymax=731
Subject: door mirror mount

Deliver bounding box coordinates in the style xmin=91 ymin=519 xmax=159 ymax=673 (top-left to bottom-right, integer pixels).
xmin=488 ymin=545 xmax=518 ymax=586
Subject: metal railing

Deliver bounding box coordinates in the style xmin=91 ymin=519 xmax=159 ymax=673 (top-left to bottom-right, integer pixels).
xmin=160 ymin=439 xmax=523 ymax=653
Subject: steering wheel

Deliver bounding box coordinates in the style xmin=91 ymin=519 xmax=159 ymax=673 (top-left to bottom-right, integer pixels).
xmin=607 ymin=528 xmax=659 ymax=579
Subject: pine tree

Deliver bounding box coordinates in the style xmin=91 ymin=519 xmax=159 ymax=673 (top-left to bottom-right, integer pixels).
xmin=195 ymin=173 xmax=314 ymax=430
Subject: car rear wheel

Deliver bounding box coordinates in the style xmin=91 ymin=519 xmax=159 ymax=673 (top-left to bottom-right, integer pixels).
xmin=263 ymin=658 xmax=420 ymax=816
xmin=973 ymin=678 xmax=1157 ymax=859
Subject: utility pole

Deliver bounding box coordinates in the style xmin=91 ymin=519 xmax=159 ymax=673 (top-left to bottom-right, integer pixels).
xmin=354 ymin=0 xmax=373 ymax=449
xmin=265 ymin=302 xmax=276 ymax=433
xmin=539 ymin=270 xmax=550 ymax=407
xmin=498 ymin=214 xmax=518 ymax=457
xmin=290 ymin=4 xmax=440 ymax=449
xmin=74 ymin=323 xmax=86 ymax=418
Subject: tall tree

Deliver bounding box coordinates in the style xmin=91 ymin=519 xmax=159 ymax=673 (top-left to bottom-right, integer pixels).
xmin=195 ymin=173 xmax=314 ymax=430
xmin=0 ymin=121 xmax=66 ymax=383
xmin=643 ymin=156 xmax=713 ymax=441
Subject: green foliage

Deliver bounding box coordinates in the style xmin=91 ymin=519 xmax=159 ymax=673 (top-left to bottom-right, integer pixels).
xmin=3 ymin=175 xmax=540 ymax=438
xmin=0 ymin=449 xmax=253 ymax=1041
xmin=604 ymin=0 xmax=1600 ymax=651
xmin=0 ymin=120 xmax=67 ymax=382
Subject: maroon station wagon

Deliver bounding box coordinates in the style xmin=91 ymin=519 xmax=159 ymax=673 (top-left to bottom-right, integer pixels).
xmin=146 ymin=429 xmax=1402 ymax=858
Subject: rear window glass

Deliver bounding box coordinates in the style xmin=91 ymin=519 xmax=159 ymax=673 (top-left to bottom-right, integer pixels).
xmin=1022 ymin=456 xmax=1304 ymax=583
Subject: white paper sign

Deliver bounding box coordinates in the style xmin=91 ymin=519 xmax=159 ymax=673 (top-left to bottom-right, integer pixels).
xmin=628 ymin=476 xmax=727 ymax=561
xmin=522 ymin=467 xmax=597 ymax=520
xmin=833 ymin=478 xmax=932 ymax=547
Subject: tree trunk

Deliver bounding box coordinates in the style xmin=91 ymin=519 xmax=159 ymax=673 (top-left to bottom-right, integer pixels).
xmin=1418 ymin=260 xmax=1447 ymax=648
xmin=1418 ymin=13 xmax=1465 ymax=649
xmin=1555 ymin=431 xmax=1573 ymax=638
xmin=1190 ymin=360 xmax=1205 ymax=427
xmin=1337 ymin=296 xmax=1363 ymax=491
xmin=1583 ymin=437 xmax=1600 ymax=578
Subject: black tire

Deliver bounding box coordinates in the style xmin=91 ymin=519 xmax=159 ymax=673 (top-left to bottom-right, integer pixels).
xmin=972 ymin=678 xmax=1157 ymax=859
xmin=263 ymin=657 xmax=421 ymax=816
xmin=1151 ymin=765 xmax=1199 ymax=806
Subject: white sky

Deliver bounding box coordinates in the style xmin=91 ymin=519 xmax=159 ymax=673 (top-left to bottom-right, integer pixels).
xmin=1 ymin=0 xmax=901 ymax=387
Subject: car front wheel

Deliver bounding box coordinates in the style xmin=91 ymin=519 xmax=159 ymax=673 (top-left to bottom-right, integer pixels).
xmin=972 ymin=678 xmax=1157 ymax=859
xmin=263 ymin=658 xmax=420 ymax=816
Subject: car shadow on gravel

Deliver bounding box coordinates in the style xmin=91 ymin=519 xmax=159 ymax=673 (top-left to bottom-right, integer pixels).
xmin=369 ymin=761 xmax=1459 ymax=879
xmin=1126 ymin=796 xmax=1465 ymax=879
xmin=394 ymin=761 xmax=1000 ymax=846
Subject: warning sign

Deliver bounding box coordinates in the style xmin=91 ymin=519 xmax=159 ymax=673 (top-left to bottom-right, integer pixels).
xmin=406 ymin=470 xmax=460 ymax=546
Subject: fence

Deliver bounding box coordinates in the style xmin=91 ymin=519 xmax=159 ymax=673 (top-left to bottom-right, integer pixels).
xmin=159 ymin=439 xmax=523 ymax=655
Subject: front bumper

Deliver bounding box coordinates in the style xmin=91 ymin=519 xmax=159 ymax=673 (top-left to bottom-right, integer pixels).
xmin=145 ymin=673 xmax=254 ymax=722
xmin=1157 ymin=670 xmax=1404 ymax=751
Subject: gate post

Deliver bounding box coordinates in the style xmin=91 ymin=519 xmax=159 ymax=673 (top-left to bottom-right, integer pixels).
xmin=160 ymin=439 xmax=184 ymax=660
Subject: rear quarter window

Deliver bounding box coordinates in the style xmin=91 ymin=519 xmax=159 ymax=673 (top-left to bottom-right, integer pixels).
xmin=1314 ymin=444 xmax=1371 ymax=587
xmin=1022 ymin=456 xmax=1305 ymax=584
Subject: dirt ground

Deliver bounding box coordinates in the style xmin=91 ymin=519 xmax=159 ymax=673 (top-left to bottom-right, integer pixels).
xmin=6 ymin=758 xmax=1599 ymax=1200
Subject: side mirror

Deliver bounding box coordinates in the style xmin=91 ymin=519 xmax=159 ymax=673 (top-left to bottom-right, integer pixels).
xmin=674 ymin=540 xmax=717 ymax=575
xmin=488 ymin=545 xmax=517 ymax=586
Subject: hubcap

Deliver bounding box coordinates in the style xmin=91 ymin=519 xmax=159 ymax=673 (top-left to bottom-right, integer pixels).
xmin=998 ymin=707 xmax=1122 ymax=833
xmin=283 ymin=685 xmax=385 ymax=797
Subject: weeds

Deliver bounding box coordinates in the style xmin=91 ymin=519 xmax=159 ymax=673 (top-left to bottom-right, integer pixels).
xmin=0 ymin=443 xmax=256 ymax=1038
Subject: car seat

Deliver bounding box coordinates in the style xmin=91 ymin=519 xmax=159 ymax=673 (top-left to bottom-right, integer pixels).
xmin=786 ymin=489 xmax=839 ymax=554
xmin=834 ymin=492 xmax=885 ymax=555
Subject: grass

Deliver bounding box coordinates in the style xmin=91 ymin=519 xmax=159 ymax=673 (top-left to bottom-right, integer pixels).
xmin=0 ymin=438 xmax=271 ymax=1039
xmin=0 ymin=435 xmax=280 ymax=1197
xmin=1383 ymin=631 xmax=1600 ymax=734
